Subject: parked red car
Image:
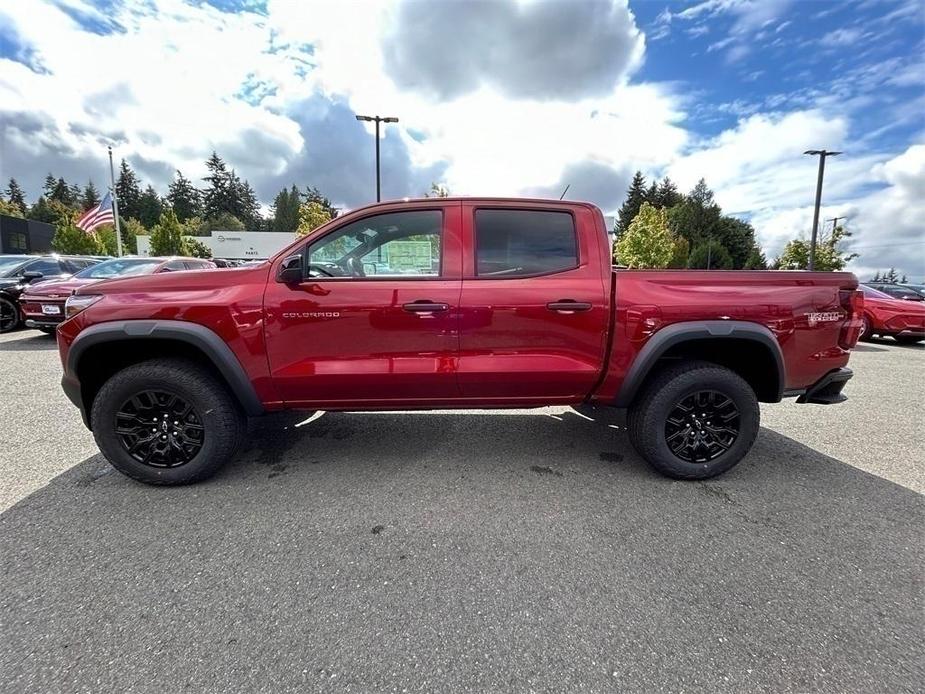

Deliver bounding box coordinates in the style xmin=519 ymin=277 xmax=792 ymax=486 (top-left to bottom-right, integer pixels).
xmin=858 ymin=285 xmax=925 ymax=344
xmin=55 ymin=198 xmax=862 ymax=485
xmin=20 ymin=256 xmax=215 ymax=333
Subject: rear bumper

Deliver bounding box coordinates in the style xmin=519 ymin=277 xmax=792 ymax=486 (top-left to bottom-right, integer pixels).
xmin=891 ymin=329 xmax=925 ymax=339
xmin=795 ymin=367 xmax=853 ymax=405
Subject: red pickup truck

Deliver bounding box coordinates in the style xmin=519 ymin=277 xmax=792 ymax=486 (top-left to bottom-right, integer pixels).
xmin=56 ymin=198 xmax=862 ymax=485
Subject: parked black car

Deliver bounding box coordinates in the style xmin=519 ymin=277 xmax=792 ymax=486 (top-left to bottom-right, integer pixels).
xmin=865 ymin=282 xmax=925 ymax=302
xmin=0 ymin=255 xmax=100 ymax=333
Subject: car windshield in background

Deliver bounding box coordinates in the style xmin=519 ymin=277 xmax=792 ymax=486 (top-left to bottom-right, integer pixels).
xmin=75 ymin=258 xmax=162 ymax=279
xmin=0 ymin=256 xmax=33 ymax=277
xmin=861 ymin=285 xmax=896 ymax=300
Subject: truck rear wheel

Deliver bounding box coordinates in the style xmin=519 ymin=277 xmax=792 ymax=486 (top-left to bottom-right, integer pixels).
xmin=627 ymin=360 xmax=760 ymax=480
xmin=90 ymin=358 xmax=245 ymax=485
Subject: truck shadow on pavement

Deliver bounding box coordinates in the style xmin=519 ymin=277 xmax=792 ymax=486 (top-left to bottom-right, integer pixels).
xmin=0 ymin=331 xmax=58 ymax=351
xmin=1 ymin=410 xmax=921 ymax=692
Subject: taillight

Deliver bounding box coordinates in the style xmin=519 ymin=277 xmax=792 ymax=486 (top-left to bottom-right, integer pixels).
xmin=838 ymin=289 xmax=864 ymax=349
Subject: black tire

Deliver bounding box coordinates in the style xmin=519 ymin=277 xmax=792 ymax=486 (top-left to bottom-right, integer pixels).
xmin=894 ymin=335 xmax=923 ymax=345
xmin=627 ymin=360 xmax=760 ymax=480
xmin=858 ymin=315 xmax=873 ymax=341
xmin=0 ymin=296 xmax=20 ymax=334
xmin=90 ymin=358 xmax=246 ymax=485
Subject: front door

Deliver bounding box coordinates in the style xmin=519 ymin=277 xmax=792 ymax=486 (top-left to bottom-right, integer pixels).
xmin=263 ymin=204 xmax=463 ymax=408
xmin=456 ymin=204 xmax=610 ymax=403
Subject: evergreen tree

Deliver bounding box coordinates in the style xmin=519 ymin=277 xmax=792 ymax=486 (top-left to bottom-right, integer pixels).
xmin=137 ymin=185 xmax=164 ymax=229
xmin=688 ymin=240 xmax=733 ymax=269
xmin=5 ymin=178 xmax=27 ymax=214
xmin=653 ymin=177 xmax=683 ymax=209
xmin=233 ymin=176 xmax=261 ymax=229
xmin=713 ymin=216 xmax=757 ymax=269
xmin=645 ymin=180 xmax=658 ymax=205
xmin=270 ymin=186 xmax=301 ymax=233
xmin=883 ymin=267 xmax=899 ymax=283
xmin=872 ymin=271 xmax=881 ymax=282
xmin=166 ymin=170 xmax=202 ymax=222
xmin=43 ymin=174 xmax=57 ymax=199
xmin=50 ymin=177 xmax=76 ymax=206
xmin=116 ymin=159 xmax=142 ymax=220
xmin=667 ymin=179 xmax=722 ymax=247
xmin=616 ymin=171 xmax=648 ymax=235
xmin=202 ymin=151 xmax=234 ymax=220
xmin=80 ymin=181 xmax=100 ymax=210
xmin=744 ymin=244 xmax=768 ymax=270
xmin=901 ymin=274 xmax=908 ymax=283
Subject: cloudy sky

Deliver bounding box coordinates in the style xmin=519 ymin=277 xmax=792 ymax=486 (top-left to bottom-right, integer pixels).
xmin=1 ymin=0 xmax=922 ymax=279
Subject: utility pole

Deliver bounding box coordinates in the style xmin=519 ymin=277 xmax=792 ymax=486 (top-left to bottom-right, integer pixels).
xmin=825 ymin=216 xmax=846 ymax=238
xmin=804 ymin=150 xmax=841 ymax=270
xmin=355 ymin=114 xmax=399 ymax=202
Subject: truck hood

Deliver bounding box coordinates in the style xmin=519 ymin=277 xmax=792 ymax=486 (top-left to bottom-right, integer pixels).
xmin=21 ymin=277 xmax=96 ymax=298
xmin=73 ymin=263 xmax=270 ymax=296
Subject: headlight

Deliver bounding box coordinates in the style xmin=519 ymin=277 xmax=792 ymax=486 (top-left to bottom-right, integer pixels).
xmin=64 ymin=294 xmax=103 ymax=319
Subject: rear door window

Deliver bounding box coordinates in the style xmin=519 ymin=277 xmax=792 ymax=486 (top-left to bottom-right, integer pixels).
xmin=474 ymin=209 xmax=577 ymax=278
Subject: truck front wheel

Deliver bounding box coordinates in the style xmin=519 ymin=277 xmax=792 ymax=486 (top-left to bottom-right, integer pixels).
xmin=627 ymin=361 xmax=760 ymax=480
xmin=90 ymin=358 xmax=246 ymax=485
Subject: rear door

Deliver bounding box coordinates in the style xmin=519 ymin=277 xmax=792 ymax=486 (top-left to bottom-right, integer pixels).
xmin=456 ymin=203 xmax=610 ymax=403
xmin=263 ymin=203 xmax=463 ymax=407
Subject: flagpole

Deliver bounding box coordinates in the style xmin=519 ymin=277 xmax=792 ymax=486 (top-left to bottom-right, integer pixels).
xmin=108 ymin=145 xmax=124 ymax=257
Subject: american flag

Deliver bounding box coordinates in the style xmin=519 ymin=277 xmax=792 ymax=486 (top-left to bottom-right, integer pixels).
xmin=76 ymin=191 xmax=115 ymax=233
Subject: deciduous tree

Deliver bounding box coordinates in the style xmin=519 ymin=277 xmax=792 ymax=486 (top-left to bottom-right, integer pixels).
xmin=614 ymin=202 xmax=676 ymax=269
xmin=297 ymin=200 xmax=333 ymax=237
xmin=149 ymin=209 xmax=185 ymax=256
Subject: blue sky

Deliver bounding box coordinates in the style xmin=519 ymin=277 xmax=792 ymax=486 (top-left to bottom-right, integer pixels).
xmin=0 ymin=0 xmax=922 ymax=278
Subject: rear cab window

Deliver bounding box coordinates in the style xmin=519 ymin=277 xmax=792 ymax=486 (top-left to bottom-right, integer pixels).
xmin=474 ymin=209 xmax=577 ymax=278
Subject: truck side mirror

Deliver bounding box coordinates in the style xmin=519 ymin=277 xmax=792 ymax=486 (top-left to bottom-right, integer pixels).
xmin=276 ymin=254 xmax=303 ymax=284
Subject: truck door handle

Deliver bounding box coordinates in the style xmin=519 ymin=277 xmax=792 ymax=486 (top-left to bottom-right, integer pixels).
xmin=547 ymin=300 xmax=592 ymax=313
xmin=403 ymin=301 xmax=449 ymax=313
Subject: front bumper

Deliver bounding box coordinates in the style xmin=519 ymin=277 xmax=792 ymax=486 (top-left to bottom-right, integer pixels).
xmin=25 ymin=318 xmax=61 ymax=329
xmin=796 ymin=367 xmax=853 ymax=405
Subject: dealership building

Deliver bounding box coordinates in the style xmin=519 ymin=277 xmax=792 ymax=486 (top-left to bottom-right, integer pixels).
xmin=136 ymin=230 xmax=296 ymax=260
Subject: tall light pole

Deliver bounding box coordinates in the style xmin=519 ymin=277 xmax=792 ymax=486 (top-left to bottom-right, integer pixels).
xmin=356 ymin=114 xmax=399 ymax=202
xmin=804 ymin=149 xmax=841 ymax=270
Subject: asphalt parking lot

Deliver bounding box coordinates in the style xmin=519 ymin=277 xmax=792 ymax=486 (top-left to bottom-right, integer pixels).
xmin=1 ymin=328 xmax=922 ymax=693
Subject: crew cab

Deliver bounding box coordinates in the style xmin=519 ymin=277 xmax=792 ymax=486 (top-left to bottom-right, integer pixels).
xmin=55 ymin=198 xmax=863 ymax=485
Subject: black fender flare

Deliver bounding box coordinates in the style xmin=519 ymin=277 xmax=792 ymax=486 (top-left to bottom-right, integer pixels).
xmin=66 ymin=319 xmax=264 ymax=416
xmin=613 ymin=320 xmax=785 ymax=407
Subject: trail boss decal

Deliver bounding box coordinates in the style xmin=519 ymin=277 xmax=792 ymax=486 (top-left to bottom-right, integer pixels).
xmin=805 ymin=311 xmax=842 ymax=327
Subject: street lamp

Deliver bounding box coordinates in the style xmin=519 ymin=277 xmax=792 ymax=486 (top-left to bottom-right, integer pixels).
xmin=804 ymin=149 xmax=842 ymax=271
xmin=356 ymin=114 xmax=399 ymax=202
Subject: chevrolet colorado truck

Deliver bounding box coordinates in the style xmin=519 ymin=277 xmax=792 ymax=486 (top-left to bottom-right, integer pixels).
xmin=56 ymin=198 xmax=863 ymax=485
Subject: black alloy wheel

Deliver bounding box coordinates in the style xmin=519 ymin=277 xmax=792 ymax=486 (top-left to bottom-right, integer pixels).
xmin=665 ymin=390 xmax=740 ymax=463
xmin=0 ymin=297 xmax=19 ymax=333
xmin=114 ymin=389 xmax=205 ymax=468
